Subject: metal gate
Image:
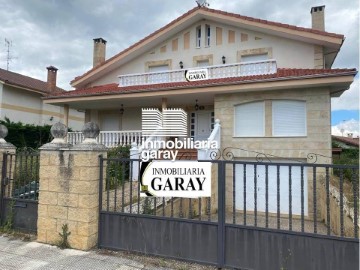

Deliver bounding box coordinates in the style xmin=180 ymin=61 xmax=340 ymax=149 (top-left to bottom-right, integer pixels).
xmin=98 ymin=156 xmax=359 ymax=269
xmin=0 ymin=151 xmax=39 ymax=233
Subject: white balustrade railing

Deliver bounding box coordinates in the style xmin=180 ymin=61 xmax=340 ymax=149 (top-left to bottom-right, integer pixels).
xmin=67 ymin=130 xmax=142 ymax=148
xmin=198 ymin=119 xmax=221 ymax=160
xmin=118 ymin=59 xmax=277 ymax=86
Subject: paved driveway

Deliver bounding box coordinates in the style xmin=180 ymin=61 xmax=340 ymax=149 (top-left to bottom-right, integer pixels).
xmin=0 ymin=236 xmax=169 ymax=270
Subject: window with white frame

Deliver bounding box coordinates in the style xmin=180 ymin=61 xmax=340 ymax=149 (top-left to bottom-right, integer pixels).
xmin=272 ymin=100 xmax=306 ymax=136
xmin=234 ymin=101 xmax=265 ymax=137
xmin=196 ymin=26 xmax=201 ymax=48
xmin=148 ymin=65 xmax=170 ymax=83
xmin=205 ymin=24 xmax=211 ymax=47
xmin=241 ymin=54 xmax=268 ymax=62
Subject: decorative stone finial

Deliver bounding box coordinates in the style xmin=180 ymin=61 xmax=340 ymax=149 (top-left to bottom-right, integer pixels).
xmin=82 ymin=122 xmax=100 ymax=144
xmin=0 ymin=124 xmax=8 ymax=143
xmin=50 ymin=122 xmax=68 ymax=144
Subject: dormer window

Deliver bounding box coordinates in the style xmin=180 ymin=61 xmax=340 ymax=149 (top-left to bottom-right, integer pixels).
xmin=196 ymin=26 xmax=201 ymax=48
xmin=205 ymin=24 xmax=211 ymax=47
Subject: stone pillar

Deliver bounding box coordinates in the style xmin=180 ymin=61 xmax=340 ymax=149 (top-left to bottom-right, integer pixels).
xmin=0 ymin=125 xmax=16 ymax=196
xmin=37 ymin=122 xmax=107 ymax=250
xmin=0 ymin=123 xmax=16 ymax=154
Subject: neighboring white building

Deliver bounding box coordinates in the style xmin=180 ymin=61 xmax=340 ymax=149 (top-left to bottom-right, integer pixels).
xmin=0 ymin=67 xmax=84 ymax=130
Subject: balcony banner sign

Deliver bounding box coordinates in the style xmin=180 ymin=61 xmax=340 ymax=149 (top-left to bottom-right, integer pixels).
xmin=140 ymin=161 xmax=211 ymax=198
xmin=185 ymin=69 xmax=208 ymax=82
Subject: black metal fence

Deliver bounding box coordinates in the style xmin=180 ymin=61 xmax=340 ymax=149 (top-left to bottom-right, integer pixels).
xmin=0 ymin=150 xmax=39 ymax=232
xmin=98 ymin=157 xmax=359 ymax=269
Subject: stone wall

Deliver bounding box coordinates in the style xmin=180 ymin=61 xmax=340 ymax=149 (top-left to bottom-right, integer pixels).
xmin=37 ymin=149 xmax=106 ymax=250
xmin=214 ymin=88 xmax=332 ymax=221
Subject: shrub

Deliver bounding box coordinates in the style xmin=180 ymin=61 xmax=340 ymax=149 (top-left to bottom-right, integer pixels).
xmin=333 ymin=148 xmax=359 ymax=183
xmin=106 ymin=145 xmax=131 ymax=189
xmin=0 ymin=118 xmax=52 ymax=148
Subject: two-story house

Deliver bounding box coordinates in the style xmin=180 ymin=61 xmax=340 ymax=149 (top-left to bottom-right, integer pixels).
xmin=0 ymin=67 xmax=84 ymax=130
xmin=43 ymin=5 xmax=356 ymax=217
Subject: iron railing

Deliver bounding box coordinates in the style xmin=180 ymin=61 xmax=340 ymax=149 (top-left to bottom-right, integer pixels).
xmin=99 ymin=157 xmax=359 ymax=239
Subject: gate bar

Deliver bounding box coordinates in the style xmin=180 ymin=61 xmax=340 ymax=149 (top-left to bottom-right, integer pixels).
xmin=98 ymin=155 xmax=104 ymax=248
xmin=217 ymin=161 xmax=225 ymax=268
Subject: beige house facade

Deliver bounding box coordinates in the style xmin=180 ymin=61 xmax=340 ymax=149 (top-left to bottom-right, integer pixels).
xmin=0 ymin=67 xmax=84 ymax=130
xmin=44 ymin=6 xmax=356 ymax=218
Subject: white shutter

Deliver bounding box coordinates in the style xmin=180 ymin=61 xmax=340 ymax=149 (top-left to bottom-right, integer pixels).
xmin=234 ymin=102 xmax=264 ymax=137
xmin=148 ymin=65 xmax=169 ymax=83
xmin=148 ymin=65 xmax=169 ymax=72
xmin=241 ymin=54 xmax=267 ymax=62
xmin=272 ymin=100 xmax=306 ymax=136
xmin=197 ymin=60 xmax=209 ymax=67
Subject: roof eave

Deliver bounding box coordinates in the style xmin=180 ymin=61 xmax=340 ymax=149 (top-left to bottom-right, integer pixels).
xmin=46 ymin=71 xmax=357 ymax=103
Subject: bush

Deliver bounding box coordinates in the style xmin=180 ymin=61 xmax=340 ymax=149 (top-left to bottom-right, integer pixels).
xmin=0 ymin=118 xmax=52 ymax=148
xmin=333 ymin=148 xmax=359 ymax=183
xmin=106 ymin=145 xmax=131 ymax=189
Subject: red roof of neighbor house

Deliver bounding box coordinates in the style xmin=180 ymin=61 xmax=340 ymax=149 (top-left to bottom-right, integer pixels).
xmin=0 ymin=68 xmax=64 ymax=94
xmin=71 ymin=6 xmax=344 ymax=85
xmin=332 ymin=135 xmax=360 ymax=147
xmin=47 ymin=68 xmax=357 ymax=99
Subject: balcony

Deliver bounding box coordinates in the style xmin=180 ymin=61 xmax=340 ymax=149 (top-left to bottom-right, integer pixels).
xmin=118 ymin=59 xmax=277 ymax=87
xmin=68 ymin=130 xmax=142 ymax=148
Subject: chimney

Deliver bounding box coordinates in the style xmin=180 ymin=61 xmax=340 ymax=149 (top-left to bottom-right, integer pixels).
xmin=93 ymin=38 xmax=107 ymax=67
xmin=311 ymin=5 xmax=325 ymax=31
xmin=46 ymin=66 xmax=58 ymax=93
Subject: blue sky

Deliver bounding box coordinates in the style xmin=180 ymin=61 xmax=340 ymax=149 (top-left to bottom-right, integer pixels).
xmin=332 ymin=110 xmax=359 ymax=126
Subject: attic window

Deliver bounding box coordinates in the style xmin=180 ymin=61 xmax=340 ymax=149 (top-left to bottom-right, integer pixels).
xmin=205 ymin=24 xmax=211 ymax=47
xmin=196 ymin=26 xmax=201 ymax=48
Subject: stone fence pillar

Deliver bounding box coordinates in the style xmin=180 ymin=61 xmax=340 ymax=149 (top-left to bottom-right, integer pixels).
xmin=37 ymin=122 xmax=107 ymax=250
xmin=0 ymin=125 xmax=16 ymax=198
xmin=0 ymin=123 xmax=16 ymax=162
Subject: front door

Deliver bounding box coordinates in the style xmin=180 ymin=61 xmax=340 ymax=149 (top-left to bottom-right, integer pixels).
xmin=195 ymin=111 xmax=212 ymax=141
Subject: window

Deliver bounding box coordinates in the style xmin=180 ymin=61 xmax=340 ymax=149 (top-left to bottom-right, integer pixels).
xmin=197 ymin=60 xmax=209 ymax=67
xmin=272 ymin=100 xmax=306 ymax=136
xmin=241 ymin=54 xmax=268 ymax=62
xmin=205 ymin=24 xmax=210 ymax=47
xmin=148 ymin=65 xmax=170 ymax=83
xmin=148 ymin=65 xmax=169 ymax=72
xmin=196 ymin=26 xmax=201 ymax=48
xmin=234 ymin=102 xmax=264 ymax=137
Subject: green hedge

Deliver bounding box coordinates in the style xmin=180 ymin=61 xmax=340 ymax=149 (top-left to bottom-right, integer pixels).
xmin=333 ymin=148 xmax=359 ymax=183
xmin=0 ymin=118 xmax=52 ymax=149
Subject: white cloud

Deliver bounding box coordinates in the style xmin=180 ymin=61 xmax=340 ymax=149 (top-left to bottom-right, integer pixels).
xmin=331 ymin=77 xmax=359 ymax=110
xmin=0 ymin=0 xmax=358 ymax=90
xmin=331 ymin=119 xmax=359 ymax=136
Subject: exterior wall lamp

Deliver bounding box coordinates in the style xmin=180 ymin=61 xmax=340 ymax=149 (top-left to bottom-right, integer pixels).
xmin=120 ymin=104 xmax=124 ymax=115
xmin=222 ymin=56 xmax=226 ymax=64
xmin=179 ymin=61 xmax=184 ymax=69
xmin=195 ymin=99 xmax=199 ymax=111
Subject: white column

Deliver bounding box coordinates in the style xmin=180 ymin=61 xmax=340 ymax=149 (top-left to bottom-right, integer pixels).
xmin=130 ymin=142 xmax=140 ymax=181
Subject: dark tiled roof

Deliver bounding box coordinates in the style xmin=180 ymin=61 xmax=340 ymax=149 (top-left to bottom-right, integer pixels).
xmin=332 ymin=135 xmax=359 ymax=147
xmin=48 ymin=68 xmax=357 ymax=98
xmin=0 ymin=68 xmax=63 ymax=94
xmin=71 ymin=7 xmax=344 ymax=84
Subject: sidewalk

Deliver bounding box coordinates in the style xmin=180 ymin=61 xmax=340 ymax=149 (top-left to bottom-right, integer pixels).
xmin=0 ymin=236 xmax=173 ymax=270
